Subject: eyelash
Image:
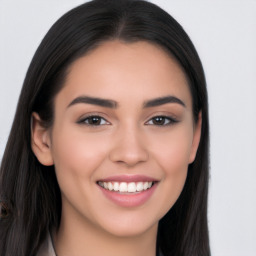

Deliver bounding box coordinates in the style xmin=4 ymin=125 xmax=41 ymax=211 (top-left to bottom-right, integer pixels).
xmin=77 ymin=115 xmax=110 ymax=126
xmin=145 ymin=116 xmax=178 ymax=126
xmin=77 ymin=115 xmax=178 ymax=127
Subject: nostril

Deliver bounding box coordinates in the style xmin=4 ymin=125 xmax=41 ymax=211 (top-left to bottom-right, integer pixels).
xmin=108 ymin=129 xmax=149 ymax=165
xmin=109 ymin=146 xmax=149 ymax=166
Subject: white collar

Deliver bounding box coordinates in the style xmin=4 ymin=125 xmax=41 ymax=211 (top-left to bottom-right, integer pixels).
xmin=36 ymin=232 xmax=56 ymax=256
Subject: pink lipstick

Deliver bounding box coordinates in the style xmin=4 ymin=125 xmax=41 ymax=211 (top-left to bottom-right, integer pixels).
xmin=97 ymin=175 xmax=158 ymax=207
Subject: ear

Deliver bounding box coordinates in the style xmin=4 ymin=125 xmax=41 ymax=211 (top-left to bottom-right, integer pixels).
xmin=31 ymin=112 xmax=54 ymax=166
xmin=189 ymin=111 xmax=202 ymax=164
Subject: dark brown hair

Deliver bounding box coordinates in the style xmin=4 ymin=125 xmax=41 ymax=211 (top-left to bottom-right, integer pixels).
xmin=0 ymin=0 xmax=210 ymax=255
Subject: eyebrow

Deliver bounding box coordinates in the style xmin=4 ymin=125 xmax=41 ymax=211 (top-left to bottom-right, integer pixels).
xmin=143 ymin=96 xmax=186 ymax=108
xmin=67 ymin=96 xmax=118 ymax=109
xmin=67 ymin=95 xmax=186 ymax=109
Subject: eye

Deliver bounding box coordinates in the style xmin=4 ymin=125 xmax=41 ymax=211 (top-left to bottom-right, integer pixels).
xmin=146 ymin=116 xmax=178 ymax=126
xmin=78 ymin=115 xmax=110 ymax=126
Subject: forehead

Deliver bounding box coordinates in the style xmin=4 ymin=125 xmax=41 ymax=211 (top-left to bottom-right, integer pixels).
xmin=56 ymin=40 xmax=192 ymax=109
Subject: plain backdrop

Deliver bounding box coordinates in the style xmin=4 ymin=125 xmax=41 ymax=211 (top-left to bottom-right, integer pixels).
xmin=0 ymin=1 xmax=256 ymax=255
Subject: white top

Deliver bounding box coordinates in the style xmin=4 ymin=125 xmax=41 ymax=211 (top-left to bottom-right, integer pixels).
xmin=36 ymin=233 xmax=56 ymax=256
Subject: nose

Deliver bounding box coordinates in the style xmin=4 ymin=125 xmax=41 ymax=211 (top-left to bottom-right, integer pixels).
xmin=109 ymin=126 xmax=149 ymax=167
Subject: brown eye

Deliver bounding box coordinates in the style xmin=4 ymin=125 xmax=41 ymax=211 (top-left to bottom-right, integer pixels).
xmin=146 ymin=116 xmax=178 ymax=126
xmin=152 ymin=116 xmax=166 ymax=125
xmin=78 ymin=116 xmax=109 ymax=126
xmin=88 ymin=116 xmax=102 ymax=125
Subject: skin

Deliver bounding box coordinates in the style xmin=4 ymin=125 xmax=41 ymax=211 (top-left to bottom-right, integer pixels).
xmin=31 ymin=40 xmax=201 ymax=256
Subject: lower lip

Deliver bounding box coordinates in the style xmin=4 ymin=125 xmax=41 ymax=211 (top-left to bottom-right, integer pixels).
xmin=98 ymin=183 xmax=158 ymax=207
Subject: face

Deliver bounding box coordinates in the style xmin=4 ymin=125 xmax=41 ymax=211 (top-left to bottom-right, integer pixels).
xmin=32 ymin=40 xmax=201 ymax=238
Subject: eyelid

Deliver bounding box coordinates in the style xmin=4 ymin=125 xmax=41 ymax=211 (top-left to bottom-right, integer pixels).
xmin=77 ymin=113 xmax=111 ymax=126
xmin=145 ymin=115 xmax=179 ymax=126
xmin=76 ymin=112 xmax=179 ymax=126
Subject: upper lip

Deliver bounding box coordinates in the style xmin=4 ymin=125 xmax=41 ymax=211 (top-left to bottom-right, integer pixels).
xmin=97 ymin=174 xmax=158 ymax=183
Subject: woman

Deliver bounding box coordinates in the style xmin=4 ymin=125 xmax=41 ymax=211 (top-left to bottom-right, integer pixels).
xmin=0 ymin=0 xmax=210 ymax=255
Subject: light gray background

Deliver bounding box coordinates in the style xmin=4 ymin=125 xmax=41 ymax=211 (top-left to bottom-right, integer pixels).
xmin=0 ymin=1 xmax=256 ymax=255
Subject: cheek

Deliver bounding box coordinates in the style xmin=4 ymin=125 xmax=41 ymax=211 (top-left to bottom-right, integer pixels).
xmin=50 ymin=125 xmax=110 ymax=182
xmin=151 ymin=125 xmax=194 ymax=173
xmin=148 ymin=125 xmax=193 ymax=211
xmin=49 ymin=125 xmax=112 ymax=218
xmin=158 ymin=140 xmax=190 ymax=197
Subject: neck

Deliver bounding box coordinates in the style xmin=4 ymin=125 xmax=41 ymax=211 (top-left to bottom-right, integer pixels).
xmin=54 ymin=205 xmax=158 ymax=256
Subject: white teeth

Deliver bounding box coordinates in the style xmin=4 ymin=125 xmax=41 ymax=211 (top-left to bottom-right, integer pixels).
xmin=127 ymin=182 xmax=136 ymax=193
xmin=113 ymin=182 xmax=119 ymax=191
xmin=136 ymin=182 xmax=144 ymax=192
xmin=143 ymin=182 xmax=149 ymax=190
xmin=98 ymin=181 xmax=154 ymax=193
xmin=119 ymin=182 xmax=128 ymax=192
xmin=108 ymin=182 xmax=113 ymax=191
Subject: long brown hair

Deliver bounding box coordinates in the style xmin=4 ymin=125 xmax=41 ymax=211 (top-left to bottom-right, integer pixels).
xmin=0 ymin=1 xmax=210 ymax=255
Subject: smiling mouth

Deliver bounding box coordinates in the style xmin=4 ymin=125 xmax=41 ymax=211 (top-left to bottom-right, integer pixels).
xmin=97 ymin=181 xmax=156 ymax=193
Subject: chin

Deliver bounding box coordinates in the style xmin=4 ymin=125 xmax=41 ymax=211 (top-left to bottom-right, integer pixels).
xmin=102 ymin=222 xmax=158 ymax=238
xmin=95 ymin=211 xmax=160 ymax=238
